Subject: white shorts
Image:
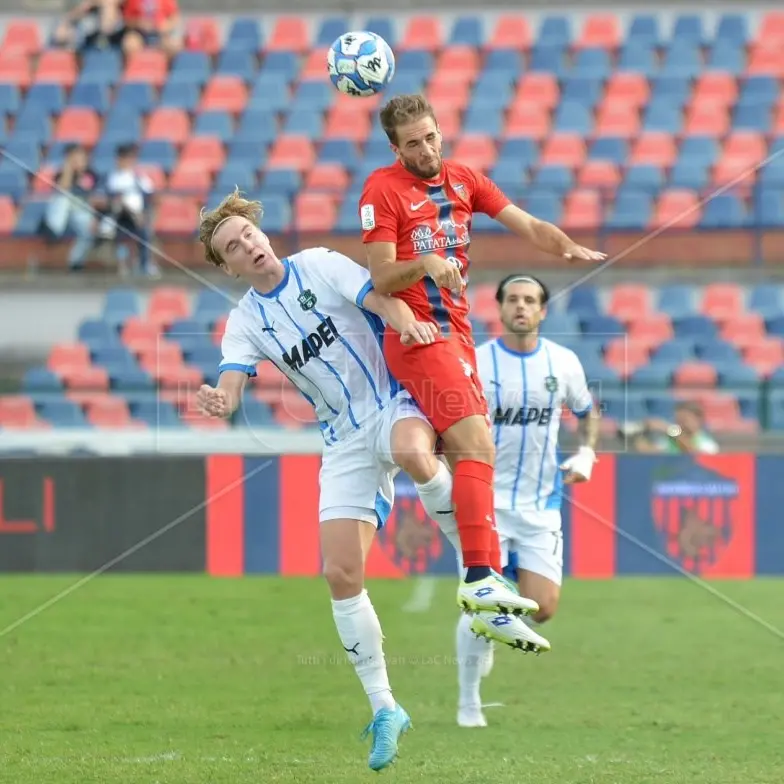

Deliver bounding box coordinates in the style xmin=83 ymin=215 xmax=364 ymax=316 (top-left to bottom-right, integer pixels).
xmin=496 ymin=508 xmax=564 ymax=586
xmin=319 ymin=393 xmax=429 ymax=528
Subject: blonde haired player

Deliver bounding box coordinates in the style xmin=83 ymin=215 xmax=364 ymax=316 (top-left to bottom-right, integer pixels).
xmin=456 ymin=274 xmax=600 ymax=728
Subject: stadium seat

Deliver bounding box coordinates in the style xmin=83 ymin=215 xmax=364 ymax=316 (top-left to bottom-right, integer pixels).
xmin=562 ymin=190 xmax=601 ymax=230
xmin=628 ymin=313 xmax=674 ymax=348
xmin=35 ymin=50 xmax=77 ymax=87
xmin=200 ymin=76 xmax=248 ymax=113
xmin=487 ymin=16 xmax=532 ymax=49
xmin=294 ymin=193 xmax=337 ymax=232
xmin=267 ymin=136 xmax=316 ymax=171
xmin=673 ymin=361 xmax=718 ymax=387
xmin=54 ymin=108 xmax=101 ymax=145
xmin=0 ymin=395 xmax=42 ymax=429
xmin=85 ymin=397 xmax=135 ymax=428
xmin=744 ymin=340 xmax=784 ymax=377
xmin=124 ymin=49 xmax=168 ymax=86
xmin=400 ymin=16 xmax=444 ymax=51
xmin=184 ymin=17 xmax=222 ymax=55
xmin=650 ymin=190 xmax=700 ymax=229
xmin=721 ymin=313 xmax=767 ymax=348
xmin=146 ymin=107 xmax=190 ymax=143
xmin=701 ymin=283 xmax=744 ymax=321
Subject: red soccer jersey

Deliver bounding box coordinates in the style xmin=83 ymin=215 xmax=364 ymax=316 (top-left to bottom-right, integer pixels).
xmin=359 ymin=159 xmax=511 ymax=343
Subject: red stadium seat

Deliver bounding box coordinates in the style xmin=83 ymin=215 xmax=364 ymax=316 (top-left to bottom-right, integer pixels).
xmin=747 ymin=44 xmax=784 ymax=77
xmin=603 ymin=73 xmax=650 ymax=108
xmin=139 ymin=343 xmax=185 ymax=375
xmin=168 ymin=162 xmax=213 ymax=195
xmin=267 ymin=136 xmax=316 ymax=171
xmin=631 ymin=133 xmax=677 ymax=166
xmin=577 ymin=160 xmax=621 ymax=190
xmin=121 ymin=317 xmax=163 ymax=353
xmin=0 ymin=196 xmax=16 ymax=236
xmin=469 ymin=283 xmax=497 ymax=321
xmin=693 ymin=71 xmax=738 ymax=105
xmin=724 ymin=131 xmax=767 ymax=162
xmin=720 ymin=313 xmax=767 ymax=349
xmin=301 ymin=48 xmax=334 ymax=81
xmin=650 ymin=190 xmax=700 ymax=229
xmin=451 ymin=135 xmax=497 ymax=171
xmin=434 ymin=46 xmax=480 ymax=81
xmin=153 ymin=196 xmax=199 ymax=236
xmin=627 ymin=313 xmax=673 ymax=349
xmin=0 ymin=54 xmax=31 ymax=88
xmin=85 ymin=397 xmax=135 ymax=428
xmin=562 ymin=189 xmax=601 ymax=230
xmin=607 ymin=284 xmax=651 ymax=321
xmin=48 ymin=343 xmax=90 ymax=372
xmin=432 ymin=108 xmax=461 ymax=142
xmin=427 ymin=80 xmax=471 ymax=111
xmin=604 ymin=338 xmax=650 ymax=378
xmin=199 ymin=76 xmax=248 ymax=113
xmin=743 ymin=339 xmax=784 ymax=377
xmin=145 ymin=108 xmax=191 ymax=143
xmin=487 ymin=15 xmax=532 ymax=50
xmin=184 ymin=16 xmax=222 ymax=55
xmin=0 ymin=396 xmax=39 ymax=429
xmin=294 ymin=193 xmax=337 ymax=232
xmin=684 ymin=105 xmax=729 ymax=137
xmin=673 ymin=362 xmax=718 ymax=388
xmin=690 ymin=91 xmax=734 ymax=115
xmin=148 ymin=287 xmax=191 ymax=323
xmin=34 ymin=50 xmax=77 ymax=87
xmin=59 ymin=365 xmax=110 ymax=391
xmin=179 ymin=137 xmax=226 ymax=173
xmin=577 ymin=14 xmax=621 ymax=48
xmin=700 ymin=283 xmax=744 ymax=321
xmin=212 ymin=315 xmax=228 ymax=345
xmin=399 ymin=15 xmax=443 ymax=51
xmin=156 ymin=365 xmax=204 ymax=390
xmin=758 ymin=11 xmax=784 ymax=44
xmin=266 ymin=16 xmax=310 ymax=53
xmin=323 ymin=104 xmax=372 ymax=141
xmin=0 ymin=21 xmax=41 ymax=56
xmin=594 ymin=106 xmax=640 ymax=138
xmin=540 ymin=134 xmax=586 ymax=167
xmin=514 ymin=74 xmax=559 ymax=109
xmin=54 ymin=108 xmax=101 ymax=145
xmin=137 ymin=164 xmax=167 ymax=192
xmin=503 ymin=104 xmax=550 ymax=140
xmin=123 ymin=48 xmax=168 ymax=85
xmin=305 ymin=163 xmax=350 ymax=193
xmin=711 ymin=159 xmax=758 ymax=188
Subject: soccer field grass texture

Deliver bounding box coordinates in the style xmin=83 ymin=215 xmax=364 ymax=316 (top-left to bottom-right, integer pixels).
xmin=1 ymin=576 xmax=783 ymax=784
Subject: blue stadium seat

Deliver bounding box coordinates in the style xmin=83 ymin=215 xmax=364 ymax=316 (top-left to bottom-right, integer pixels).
xmin=316 ymin=17 xmax=348 ymax=46
xmin=669 ymin=162 xmax=708 ymax=190
xmin=0 ymin=169 xmax=29 ymax=201
xmin=235 ymin=110 xmax=278 ymax=144
xmin=258 ymin=52 xmax=300 ymax=82
xmin=565 ymin=287 xmax=600 ymax=315
xmin=718 ymin=363 xmax=761 ymax=386
xmin=678 ymin=137 xmax=719 ymax=165
xmin=552 ymin=102 xmax=592 ymax=133
xmin=194 ymin=289 xmax=231 ymax=323
xmin=624 ymin=165 xmax=665 ymax=193
xmin=364 ymin=17 xmax=396 ymax=47
xmin=529 ymin=45 xmax=566 ymax=76
xmin=657 ymin=285 xmax=697 ymax=318
xmin=462 ymin=107 xmax=503 ymax=135
xmin=736 ymin=391 xmax=760 ymax=421
xmin=282 ymin=108 xmax=323 ymax=136
xmin=78 ymin=320 xmax=119 ymax=348
xmin=672 ymin=315 xmax=718 ymax=340
xmin=650 ymin=76 xmax=691 ymax=107
xmin=215 ymin=50 xmax=257 ymax=81
xmin=215 ymin=163 xmax=257 ymax=192
xmin=630 ymin=364 xmax=674 ymax=387
xmin=262 ymin=169 xmax=301 ymax=196
xmin=226 ymin=17 xmax=263 ymax=52
xmin=617 ymin=45 xmax=656 ymax=75
xmin=672 ymin=14 xmax=704 ymax=45
xmin=523 ymin=191 xmax=562 ymax=224
xmin=92 ymin=345 xmax=137 ymax=369
xmin=233 ymin=398 xmax=275 ymax=427
xmin=758 ymin=162 xmax=784 ymax=188
xmin=498 ymin=139 xmax=539 ymax=166
xmin=707 ymin=43 xmax=745 ymax=74
xmin=450 ymin=16 xmax=482 ymax=46
xmin=766 ymin=316 xmax=784 ymax=338
xmin=645 ymin=397 xmax=676 ymax=420
xmin=168 ymin=51 xmax=211 ymax=85
xmin=102 ymin=109 xmax=143 ymax=146
xmin=572 ymin=49 xmax=611 ymax=79
xmin=167 ymin=319 xmax=213 ymax=351
xmin=110 ymin=368 xmax=156 ymax=392
xmin=102 ymin=289 xmax=140 ymax=325
xmin=193 ymin=111 xmax=234 ymax=141
xmin=395 ymin=50 xmax=433 ymax=75
xmin=80 ymin=49 xmax=123 ymax=84
xmin=470 ymin=213 xmax=505 ymax=233
xmin=561 ymin=76 xmax=603 ymax=109
xmin=115 ymin=82 xmax=156 ymax=113
xmin=22 ymin=368 xmax=63 ymax=393
xmin=538 ymin=15 xmax=571 ymax=47
xmin=69 ymin=82 xmax=109 ymax=112
xmin=699 ymin=194 xmax=747 ymax=228
xmin=627 ymin=15 xmax=660 ymax=47
xmin=532 ymin=165 xmax=573 ymax=193
xmin=130 ymin=399 xmax=183 ymax=428
xmin=739 ymin=76 xmax=778 ymax=106
xmin=651 ymin=339 xmax=696 ymax=364
xmin=716 ymin=13 xmax=748 ymax=45
xmin=248 ymin=194 xmax=289 ymax=232
xmin=159 ymin=81 xmax=199 ymax=111
xmin=600 ymin=391 xmax=647 ymax=422
xmin=138 ymin=140 xmax=177 ymax=173
xmin=580 ymin=314 xmax=625 ymax=339
xmin=539 ymin=312 xmax=580 ymax=339
xmin=489 ymin=160 xmax=529 ymax=195
xmin=732 ymin=104 xmax=771 ymax=131
xmin=470 ymin=82 xmax=513 ymax=111
xmin=320 ymin=139 xmax=358 ymax=170
xmin=247 ymin=76 xmax=290 ymax=113
xmin=749 ymin=285 xmax=783 ymax=317
xmin=186 ymin=344 xmax=222 ymax=367
xmin=604 ymin=191 xmax=652 ymax=230
xmin=292 ymin=80 xmax=334 ymax=112
xmin=483 ymin=49 xmax=524 ymax=75
xmin=696 ymin=341 xmax=741 ymax=364
xmin=38 ymin=399 xmax=86 ymax=427
xmin=588 ymin=137 xmax=627 ymax=163
xmin=643 ymin=103 xmax=683 ymax=134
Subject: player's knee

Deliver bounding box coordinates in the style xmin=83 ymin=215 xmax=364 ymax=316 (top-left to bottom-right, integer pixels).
xmin=323 ymin=559 xmax=363 ymax=597
xmin=443 ymin=419 xmax=495 ymax=465
xmin=394 ymin=448 xmax=439 ymax=485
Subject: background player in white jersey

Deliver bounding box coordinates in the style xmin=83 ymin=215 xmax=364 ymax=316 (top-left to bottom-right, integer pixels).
xmin=192 ymin=190 xmax=537 ymax=769
xmin=456 ymin=273 xmax=601 ymax=728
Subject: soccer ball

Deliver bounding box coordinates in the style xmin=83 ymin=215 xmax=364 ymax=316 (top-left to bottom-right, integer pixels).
xmin=327 ymin=31 xmax=395 ymax=97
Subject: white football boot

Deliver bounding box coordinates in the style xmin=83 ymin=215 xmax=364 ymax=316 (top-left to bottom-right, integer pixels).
xmin=456 ymin=573 xmax=539 ymax=616
xmin=470 ymin=611 xmax=551 ymax=654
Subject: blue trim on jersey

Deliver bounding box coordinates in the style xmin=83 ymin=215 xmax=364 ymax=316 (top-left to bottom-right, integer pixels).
xmin=355 ymin=280 xmax=374 ymax=308
xmin=546 ymin=447 xmax=564 ymax=510
xmin=360 ymin=308 xmax=401 ymax=397
xmin=489 ymin=342 xmax=502 ymax=449
xmin=252 ymin=257 xmax=290 ymax=300
xmin=274 ymin=279 xmax=361 ymax=433
xmin=572 ymin=402 xmax=593 ymax=418
xmin=218 ymin=362 xmax=258 ymax=377
xmin=510 ymin=355 xmax=528 ymax=508
xmin=290 ymin=262 xmax=384 ymax=412
xmin=256 ymin=301 xmax=338 ymax=444
xmin=425 ymin=184 xmax=459 ymax=335
xmin=374 ymin=490 xmax=392 ymax=530
xmin=535 ymin=344 xmax=556 ymax=510
xmin=423 ymin=276 xmax=452 ymax=334
xmin=496 ymin=336 xmax=541 ymax=358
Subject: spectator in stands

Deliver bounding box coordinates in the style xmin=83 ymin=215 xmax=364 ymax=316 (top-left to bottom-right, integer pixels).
xmin=640 ymin=401 xmax=719 ymax=454
xmin=100 ymin=143 xmax=159 ymax=278
xmin=117 ymin=0 xmax=181 ymax=57
xmin=42 ymin=144 xmax=103 ymax=272
xmin=51 ymin=0 xmax=122 ymax=52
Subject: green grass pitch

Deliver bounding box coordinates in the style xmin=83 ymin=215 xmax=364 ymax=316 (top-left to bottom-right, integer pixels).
xmin=1 ymin=575 xmax=783 ymax=783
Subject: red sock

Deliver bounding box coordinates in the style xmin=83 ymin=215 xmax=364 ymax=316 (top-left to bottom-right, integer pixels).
xmin=452 ymin=460 xmax=495 ymax=568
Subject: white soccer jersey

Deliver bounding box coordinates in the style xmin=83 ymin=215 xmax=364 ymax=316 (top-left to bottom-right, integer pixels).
xmin=219 ymin=247 xmax=400 ymax=444
xmin=476 ymin=337 xmax=593 ymax=513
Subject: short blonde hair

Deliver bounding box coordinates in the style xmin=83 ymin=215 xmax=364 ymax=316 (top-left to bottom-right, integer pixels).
xmin=199 ymin=188 xmax=262 ymax=268
xmin=379 ymin=93 xmax=437 ymax=145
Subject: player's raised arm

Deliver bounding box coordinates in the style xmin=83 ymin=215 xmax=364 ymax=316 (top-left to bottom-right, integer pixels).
xmin=365 ymin=244 xmax=462 ymax=295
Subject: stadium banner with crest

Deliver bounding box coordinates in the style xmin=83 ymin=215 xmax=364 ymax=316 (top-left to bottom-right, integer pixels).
xmin=204 ymin=452 xmax=781 ymax=578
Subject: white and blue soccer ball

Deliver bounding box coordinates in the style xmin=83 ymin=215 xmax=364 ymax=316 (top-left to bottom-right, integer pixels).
xmin=327 ymin=31 xmax=395 ymax=97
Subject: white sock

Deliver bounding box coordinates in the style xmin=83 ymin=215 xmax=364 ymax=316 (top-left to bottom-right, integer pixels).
xmin=331 ymin=590 xmax=395 ymax=715
xmin=415 ymin=461 xmax=462 ymax=555
xmin=456 ymin=612 xmax=492 ymax=709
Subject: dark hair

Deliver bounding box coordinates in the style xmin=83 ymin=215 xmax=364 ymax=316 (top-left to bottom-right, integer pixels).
xmin=379 ymin=93 xmax=437 ymax=145
xmin=495 ymin=274 xmax=550 ymax=306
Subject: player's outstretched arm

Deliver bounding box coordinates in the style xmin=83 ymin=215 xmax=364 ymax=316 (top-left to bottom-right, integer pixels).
xmin=196 ymin=370 xmax=247 ymax=419
xmin=362 ymin=290 xmax=439 ymax=345
xmin=494 ymin=204 xmax=607 ymax=263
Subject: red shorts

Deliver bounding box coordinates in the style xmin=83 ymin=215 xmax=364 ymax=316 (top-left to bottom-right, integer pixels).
xmin=383 ymin=333 xmax=488 ymax=435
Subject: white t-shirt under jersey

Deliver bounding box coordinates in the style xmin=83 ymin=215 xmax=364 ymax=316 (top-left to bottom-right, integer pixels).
xmin=219 ymin=247 xmax=401 ymax=445
xmin=476 ymin=336 xmax=593 ymax=513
